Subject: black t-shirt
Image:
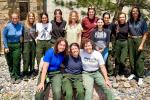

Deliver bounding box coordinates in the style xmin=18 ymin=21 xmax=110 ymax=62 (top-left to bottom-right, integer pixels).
xmin=103 ymin=23 xmax=116 ymax=41
xmin=116 ymin=23 xmax=129 ymax=40
xmin=51 ymin=20 xmax=66 ymax=40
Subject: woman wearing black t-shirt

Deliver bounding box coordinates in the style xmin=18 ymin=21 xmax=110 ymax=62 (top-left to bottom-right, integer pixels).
xmin=51 ymin=9 xmax=66 ymax=45
xmin=114 ymin=13 xmax=129 ymax=75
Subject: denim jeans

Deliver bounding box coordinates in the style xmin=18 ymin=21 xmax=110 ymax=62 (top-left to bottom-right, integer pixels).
xmin=102 ymin=47 xmax=109 ymax=63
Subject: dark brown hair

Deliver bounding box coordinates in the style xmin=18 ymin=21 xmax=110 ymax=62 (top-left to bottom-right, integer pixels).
xmin=54 ymin=37 xmax=68 ymax=55
xmin=54 ymin=9 xmax=63 ymax=21
xmin=87 ymin=6 xmax=96 ymax=17
xmin=69 ymin=43 xmax=80 ymax=55
xmin=130 ymin=6 xmax=141 ymax=22
xmin=81 ymin=38 xmax=95 ymax=50
xmin=39 ymin=12 xmax=49 ymax=23
xmin=118 ymin=12 xmax=126 ymax=24
xmin=102 ymin=12 xmax=110 ymax=19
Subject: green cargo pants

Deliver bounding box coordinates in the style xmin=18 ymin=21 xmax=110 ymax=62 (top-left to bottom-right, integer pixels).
xmin=114 ymin=39 xmax=128 ymax=75
xmin=36 ymin=40 xmax=52 ymax=68
xmin=35 ymin=71 xmax=62 ymax=100
xmin=82 ymin=71 xmax=114 ymax=100
xmin=128 ymin=38 xmax=145 ymax=78
xmin=62 ymin=74 xmax=84 ymax=100
xmin=23 ymin=41 xmax=36 ymax=75
xmin=5 ymin=43 xmax=21 ymax=79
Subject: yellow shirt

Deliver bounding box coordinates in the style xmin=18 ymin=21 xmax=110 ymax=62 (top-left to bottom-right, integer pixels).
xmin=66 ymin=23 xmax=83 ymax=45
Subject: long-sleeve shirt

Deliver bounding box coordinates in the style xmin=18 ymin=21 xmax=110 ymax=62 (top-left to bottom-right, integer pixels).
xmin=81 ymin=16 xmax=98 ymax=39
xmin=2 ymin=22 xmax=24 ymax=48
xmin=91 ymin=28 xmax=110 ymax=49
xmin=115 ymin=23 xmax=129 ymax=40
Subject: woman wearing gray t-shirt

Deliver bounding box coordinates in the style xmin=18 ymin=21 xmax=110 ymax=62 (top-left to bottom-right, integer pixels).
xmin=91 ymin=18 xmax=110 ymax=62
xmin=80 ymin=39 xmax=114 ymax=100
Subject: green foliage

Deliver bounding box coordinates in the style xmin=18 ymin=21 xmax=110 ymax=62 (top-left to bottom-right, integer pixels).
xmin=54 ymin=0 xmax=150 ymax=20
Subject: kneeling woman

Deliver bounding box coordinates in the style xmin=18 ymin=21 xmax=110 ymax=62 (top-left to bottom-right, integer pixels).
xmin=80 ymin=39 xmax=114 ymax=100
xmin=62 ymin=43 xmax=84 ymax=100
xmin=35 ymin=37 xmax=68 ymax=100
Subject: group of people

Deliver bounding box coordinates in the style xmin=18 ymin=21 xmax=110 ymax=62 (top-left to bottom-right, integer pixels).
xmin=2 ymin=5 xmax=148 ymax=100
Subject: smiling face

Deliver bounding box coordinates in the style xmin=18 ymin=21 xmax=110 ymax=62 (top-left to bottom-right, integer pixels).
xmin=42 ymin=14 xmax=48 ymax=24
xmin=88 ymin=9 xmax=95 ymax=19
xmin=71 ymin=12 xmax=77 ymax=23
xmin=119 ymin=13 xmax=126 ymax=24
xmin=11 ymin=13 xmax=19 ymax=24
xmin=57 ymin=41 xmax=66 ymax=53
xmin=132 ymin=8 xmax=139 ymax=20
xmin=70 ymin=45 xmax=79 ymax=57
xmin=84 ymin=41 xmax=93 ymax=54
xmin=55 ymin=11 xmax=62 ymax=22
xmin=97 ymin=19 xmax=104 ymax=29
xmin=28 ymin=13 xmax=35 ymax=24
xmin=103 ymin=14 xmax=110 ymax=25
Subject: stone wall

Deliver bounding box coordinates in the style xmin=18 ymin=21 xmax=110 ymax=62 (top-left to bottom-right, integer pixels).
xmin=0 ymin=0 xmax=43 ymax=54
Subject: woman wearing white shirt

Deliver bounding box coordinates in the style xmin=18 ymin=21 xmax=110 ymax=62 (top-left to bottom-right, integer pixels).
xmin=35 ymin=12 xmax=52 ymax=74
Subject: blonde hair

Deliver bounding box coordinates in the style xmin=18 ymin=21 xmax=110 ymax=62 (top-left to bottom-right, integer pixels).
xmin=25 ymin=12 xmax=35 ymax=28
xmin=68 ymin=10 xmax=80 ymax=25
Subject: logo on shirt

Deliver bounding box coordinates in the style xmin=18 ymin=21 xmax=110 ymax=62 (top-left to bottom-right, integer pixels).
xmin=95 ymin=31 xmax=106 ymax=38
xmin=41 ymin=27 xmax=48 ymax=38
xmin=84 ymin=57 xmax=97 ymax=63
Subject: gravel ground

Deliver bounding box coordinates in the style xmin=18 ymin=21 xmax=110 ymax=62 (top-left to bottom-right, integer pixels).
xmin=0 ymin=55 xmax=149 ymax=100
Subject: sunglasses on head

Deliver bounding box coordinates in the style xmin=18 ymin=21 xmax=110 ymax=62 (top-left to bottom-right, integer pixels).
xmin=88 ymin=6 xmax=95 ymax=9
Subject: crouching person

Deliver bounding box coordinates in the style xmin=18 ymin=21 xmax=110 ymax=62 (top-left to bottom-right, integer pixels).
xmin=62 ymin=43 xmax=84 ymax=100
xmin=35 ymin=37 xmax=68 ymax=100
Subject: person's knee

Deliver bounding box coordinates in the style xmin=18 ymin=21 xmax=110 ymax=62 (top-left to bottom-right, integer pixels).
xmin=77 ymin=88 xmax=84 ymax=95
xmin=35 ymin=91 xmax=44 ymax=100
xmin=66 ymin=90 xmax=73 ymax=97
xmin=53 ymin=88 xmax=61 ymax=95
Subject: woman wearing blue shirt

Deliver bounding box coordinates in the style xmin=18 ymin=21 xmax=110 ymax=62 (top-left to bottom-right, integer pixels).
xmin=128 ymin=6 xmax=148 ymax=85
xmin=62 ymin=43 xmax=84 ymax=100
xmin=35 ymin=37 xmax=68 ymax=100
xmin=2 ymin=12 xmax=24 ymax=84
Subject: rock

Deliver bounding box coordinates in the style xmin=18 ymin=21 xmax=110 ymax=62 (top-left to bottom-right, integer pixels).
xmin=112 ymin=83 xmax=119 ymax=88
xmin=123 ymin=82 xmax=131 ymax=88
xmin=130 ymin=96 xmax=134 ymax=99
xmin=120 ymin=75 xmax=127 ymax=81
xmin=116 ymin=75 xmax=121 ymax=81
xmin=137 ymin=95 xmax=142 ymax=100
xmin=10 ymin=93 xmax=20 ymax=100
xmin=122 ymin=96 xmax=130 ymax=100
xmin=0 ymin=86 xmax=3 ymax=90
xmin=118 ymin=88 xmax=126 ymax=93
xmin=115 ymin=96 xmax=121 ymax=100
xmin=146 ymin=97 xmax=150 ymax=100
xmin=130 ymin=80 xmax=138 ymax=88
xmin=144 ymin=76 xmax=150 ymax=84
xmin=118 ymin=82 xmax=124 ymax=88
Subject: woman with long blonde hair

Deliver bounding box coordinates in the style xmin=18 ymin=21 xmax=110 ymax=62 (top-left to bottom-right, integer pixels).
xmin=66 ymin=10 xmax=83 ymax=45
xmin=22 ymin=12 xmax=37 ymax=80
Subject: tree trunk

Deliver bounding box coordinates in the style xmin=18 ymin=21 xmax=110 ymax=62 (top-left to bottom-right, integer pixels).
xmin=113 ymin=0 xmax=125 ymax=22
